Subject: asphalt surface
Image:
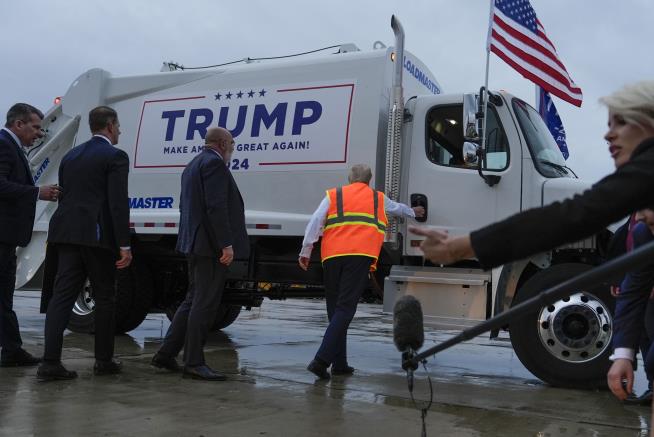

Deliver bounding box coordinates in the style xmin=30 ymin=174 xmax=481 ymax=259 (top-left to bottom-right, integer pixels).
xmin=0 ymin=291 xmax=651 ymax=436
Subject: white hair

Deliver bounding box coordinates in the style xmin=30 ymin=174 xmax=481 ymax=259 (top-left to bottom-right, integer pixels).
xmin=348 ymin=164 xmax=372 ymax=184
xmin=599 ymin=80 xmax=654 ymax=130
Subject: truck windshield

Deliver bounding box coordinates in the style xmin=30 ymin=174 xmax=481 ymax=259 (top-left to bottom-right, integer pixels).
xmin=512 ymin=98 xmax=572 ymax=179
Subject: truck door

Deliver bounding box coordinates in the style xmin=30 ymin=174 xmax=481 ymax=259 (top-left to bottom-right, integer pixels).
xmin=403 ymin=95 xmax=523 ymax=256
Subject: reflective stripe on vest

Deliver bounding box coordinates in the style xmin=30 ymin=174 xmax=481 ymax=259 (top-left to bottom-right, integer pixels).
xmin=320 ymin=183 xmax=388 ymax=264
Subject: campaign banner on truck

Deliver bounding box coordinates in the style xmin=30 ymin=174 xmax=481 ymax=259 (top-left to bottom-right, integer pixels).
xmin=133 ymin=81 xmax=355 ymax=172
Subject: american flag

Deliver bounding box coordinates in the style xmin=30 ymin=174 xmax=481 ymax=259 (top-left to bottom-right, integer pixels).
xmin=488 ymin=0 xmax=583 ymax=107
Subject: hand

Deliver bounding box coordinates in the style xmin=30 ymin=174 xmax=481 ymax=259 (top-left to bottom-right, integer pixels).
xmin=299 ymin=256 xmax=310 ymax=271
xmin=610 ymin=285 xmax=620 ymax=297
xmin=115 ymin=248 xmax=132 ymax=269
xmin=409 ymin=226 xmax=474 ymax=265
xmin=220 ymin=246 xmax=234 ymax=266
xmin=38 ymin=184 xmax=61 ymax=202
xmin=607 ymin=359 xmax=634 ymax=401
xmin=412 ymin=206 xmax=425 ymax=218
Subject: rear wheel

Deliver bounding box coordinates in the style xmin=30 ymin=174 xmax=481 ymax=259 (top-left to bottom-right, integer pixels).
xmin=509 ymin=263 xmax=614 ymax=389
xmin=165 ymin=302 xmax=242 ymax=331
xmin=67 ymin=261 xmax=154 ymax=334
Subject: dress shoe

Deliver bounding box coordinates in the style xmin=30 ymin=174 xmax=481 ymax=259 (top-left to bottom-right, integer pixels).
xmin=1 ymin=349 xmax=42 ymax=367
xmin=94 ymin=359 xmax=122 ymax=376
xmin=37 ymin=362 xmax=78 ymax=381
xmin=331 ymin=365 xmax=355 ymax=376
xmin=624 ymin=389 xmax=653 ymax=406
xmin=151 ymin=353 xmax=181 ymax=372
xmin=182 ymin=365 xmax=227 ymax=381
xmin=307 ymin=359 xmax=330 ymax=380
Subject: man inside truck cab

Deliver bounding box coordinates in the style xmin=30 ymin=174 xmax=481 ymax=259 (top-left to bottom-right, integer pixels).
xmin=298 ymin=164 xmax=424 ymax=379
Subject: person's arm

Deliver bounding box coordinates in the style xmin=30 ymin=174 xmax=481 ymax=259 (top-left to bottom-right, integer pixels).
xmin=202 ymin=157 xmax=233 ymax=253
xmin=383 ymin=194 xmax=424 ymax=218
xmin=106 ymin=150 xmax=132 ymax=269
xmin=298 ymin=196 xmax=329 ymax=270
xmin=0 ymin=144 xmax=39 ymax=200
xmin=470 ymin=139 xmax=654 ymax=269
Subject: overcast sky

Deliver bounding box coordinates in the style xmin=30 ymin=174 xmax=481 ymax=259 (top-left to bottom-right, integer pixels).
xmin=2 ymin=0 xmax=653 ymax=181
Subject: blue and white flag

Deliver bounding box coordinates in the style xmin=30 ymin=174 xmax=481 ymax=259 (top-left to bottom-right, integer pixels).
xmin=536 ymin=85 xmax=569 ymax=159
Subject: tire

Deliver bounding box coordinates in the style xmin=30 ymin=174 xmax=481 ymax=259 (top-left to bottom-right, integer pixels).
xmin=67 ymin=261 xmax=154 ymax=334
xmin=509 ymin=263 xmax=614 ymax=389
xmin=165 ymin=302 xmax=242 ymax=331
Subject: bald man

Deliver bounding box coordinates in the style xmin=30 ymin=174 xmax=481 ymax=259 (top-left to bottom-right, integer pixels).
xmin=152 ymin=127 xmax=248 ymax=381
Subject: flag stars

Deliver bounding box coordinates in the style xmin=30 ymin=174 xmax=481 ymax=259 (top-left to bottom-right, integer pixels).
xmin=225 ymin=92 xmax=233 ymax=99
xmin=236 ymin=90 xmax=244 ymax=98
xmin=247 ymin=90 xmax=255 ymax=98
xmin=213 ymin=89 xmax=266 ymax=100
xmin=259 ymin=89 xmax=267 ymax=97
xmin=214 ymin=93 xmax=222 ymax=100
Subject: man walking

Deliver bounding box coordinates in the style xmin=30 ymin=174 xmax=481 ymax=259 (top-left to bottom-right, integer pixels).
xmin=151 ymin=127 xmax=248 ymax=381
xmin=0 ymin=103 xmax=59 ymax=367
xmin=37 ymin=106 xmax=131 ymax=381
xmin=299 ymin=164 xmax=424 ymax=379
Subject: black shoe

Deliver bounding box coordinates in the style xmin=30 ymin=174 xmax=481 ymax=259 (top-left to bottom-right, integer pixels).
xmin=332 ymin=365 xmax=355 ymax=376
xmin=307 ymin=359 xmax=330 ymax=380
xmin=94 ymin=359 xmax=122 ymax=376
xmin=1 ymin=349 xmax=42 ymax=367
xmin=624 ymin=389 xmax=653 ymax=406
xmin=183 ymin=365 xmax=227 ymax=381
xmin=151 ymin=353 xmax=181 ymax=372
xmin=37 ymin=362 xmax=78 ymax=381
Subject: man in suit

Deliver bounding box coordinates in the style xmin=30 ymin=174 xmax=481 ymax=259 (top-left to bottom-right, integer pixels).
xmin=0 ymin=103 xmax=60 ymax=367
xmin=37 ymin=106 xmax=132 ymax=381
xmin=151 ymin=127 xmax=248 ymax=381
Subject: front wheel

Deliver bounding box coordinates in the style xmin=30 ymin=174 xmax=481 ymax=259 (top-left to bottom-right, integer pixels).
xmin=509 ymin=263 xmax=614 ymax=389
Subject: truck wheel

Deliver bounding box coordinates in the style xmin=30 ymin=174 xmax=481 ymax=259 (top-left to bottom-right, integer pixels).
xmin=509 ymin=263 xmax=614 ymax=389
xmin=165 ymin=302 xmax=241 ymax=331
xmin=67 ymin=261 xmax=154 ymax=334
xmin=211 ymin=304 xmax=241 ymax=330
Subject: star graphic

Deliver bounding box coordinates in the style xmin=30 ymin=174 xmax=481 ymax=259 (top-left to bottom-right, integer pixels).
xmin=214 ymin=93 xmax=221 ymax=100
xmin=226 ymin=92 xmax=233 ymax=99
xmin=236 ymin=91 xmax=243 ymax=99
xmin=247 ymin=90 xmax=255 ymax=98
xmin=259 ymin=89 xmax=266 ymax=97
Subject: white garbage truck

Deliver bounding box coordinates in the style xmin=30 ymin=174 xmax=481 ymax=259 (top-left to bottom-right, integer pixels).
xmin=18 ymin=17 xmax=615 ymax=388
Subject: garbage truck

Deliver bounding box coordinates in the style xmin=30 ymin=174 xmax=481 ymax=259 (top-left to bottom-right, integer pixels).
xmin=17 ymin=16 xmax=615 ymax=389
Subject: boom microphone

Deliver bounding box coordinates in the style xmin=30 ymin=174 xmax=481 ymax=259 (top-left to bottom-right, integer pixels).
xmin=393 ymin=295 xmax=425 ymax=353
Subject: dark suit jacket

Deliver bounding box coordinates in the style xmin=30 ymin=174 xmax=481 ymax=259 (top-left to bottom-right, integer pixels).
xmin=471 ymin=137 xmax=654 ymax=269
xmin=0 ymin=128 xmax=39 ymax=247
xmin=612 ymin=222 xmax=654 ymax=350
xmin=47 ymin=136 xmax=130 ymax=251
xmin=176 ymin=148 xmax=248 ymax=258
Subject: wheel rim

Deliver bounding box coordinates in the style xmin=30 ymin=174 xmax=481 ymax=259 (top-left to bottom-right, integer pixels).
xmin=73 ymin=281 xmax=95 ymax=316
xmin=536 ymin=292 xmax=612 ymax=363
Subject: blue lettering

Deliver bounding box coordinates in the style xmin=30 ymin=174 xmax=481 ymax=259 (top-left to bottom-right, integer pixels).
xmin=251 ymin=103 xmax=287 ymax=137
xmin=218 ymin=106 xmax=247 ymax=137
xmin=162 ymin=110 xmax=185 ymax=141
xmin=292 ymin=101 xmax=322 ymax=135
xmin=129 ymin=197 xmax=174 ymax=209
xmin=186 ymin=108 xmax=213 ymax=141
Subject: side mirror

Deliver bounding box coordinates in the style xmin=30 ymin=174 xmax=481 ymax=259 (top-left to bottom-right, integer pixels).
xmin=462 ymin=142 xmax=479 ymax=165
xmin=462 ymin=93 xmax=479 ymax=141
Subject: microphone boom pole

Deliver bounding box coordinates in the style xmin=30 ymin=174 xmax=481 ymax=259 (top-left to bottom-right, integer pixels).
xmin=404 ymin=239 xmax=654 ymax=369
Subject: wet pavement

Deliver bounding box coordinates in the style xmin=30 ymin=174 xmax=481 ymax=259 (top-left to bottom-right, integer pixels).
xmin=0 ymin=291 xmax=651 ymax=436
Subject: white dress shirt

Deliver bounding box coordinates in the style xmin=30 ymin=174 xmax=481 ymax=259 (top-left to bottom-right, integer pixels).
xmin=299 ymin=191 xmax=417 ymax=259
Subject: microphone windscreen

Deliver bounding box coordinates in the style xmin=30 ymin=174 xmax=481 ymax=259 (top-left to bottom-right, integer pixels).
xmin=393 ymin=295 xmax=424 ymax=352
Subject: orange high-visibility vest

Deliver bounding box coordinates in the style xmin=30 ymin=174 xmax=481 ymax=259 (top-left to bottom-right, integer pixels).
xmin=320 ymin=182 xmax=388 ymax=270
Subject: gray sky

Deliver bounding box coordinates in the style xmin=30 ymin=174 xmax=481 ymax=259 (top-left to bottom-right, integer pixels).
xmin=3 ymin=0 xmax=653 ymax=181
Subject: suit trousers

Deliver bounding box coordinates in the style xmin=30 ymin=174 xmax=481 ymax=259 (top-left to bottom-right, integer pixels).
xmin=0 ymin=244 xmax=22 ymax=359
xmin=315 ymin=256 xmax=373 ymax=368
xmin=159 ymin=255 xmax=227 ymax=367
xmin=43 ymin=244 xmax=117 ymax=362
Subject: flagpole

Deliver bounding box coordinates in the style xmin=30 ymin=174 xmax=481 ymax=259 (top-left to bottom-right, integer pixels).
xmin=481 ymin=0 xmax=494 ymax=157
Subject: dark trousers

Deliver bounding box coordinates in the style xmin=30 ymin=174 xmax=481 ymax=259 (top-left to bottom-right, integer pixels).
xmin=315 ymin=256 xmax=372 ymax=368
xmin=0 ymin=244 xmax=22 ymax=359
xmin=159 ymin=255 xmax=227 ymax=367
xmin=43 ymin=244 xmax=117 ymax=362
